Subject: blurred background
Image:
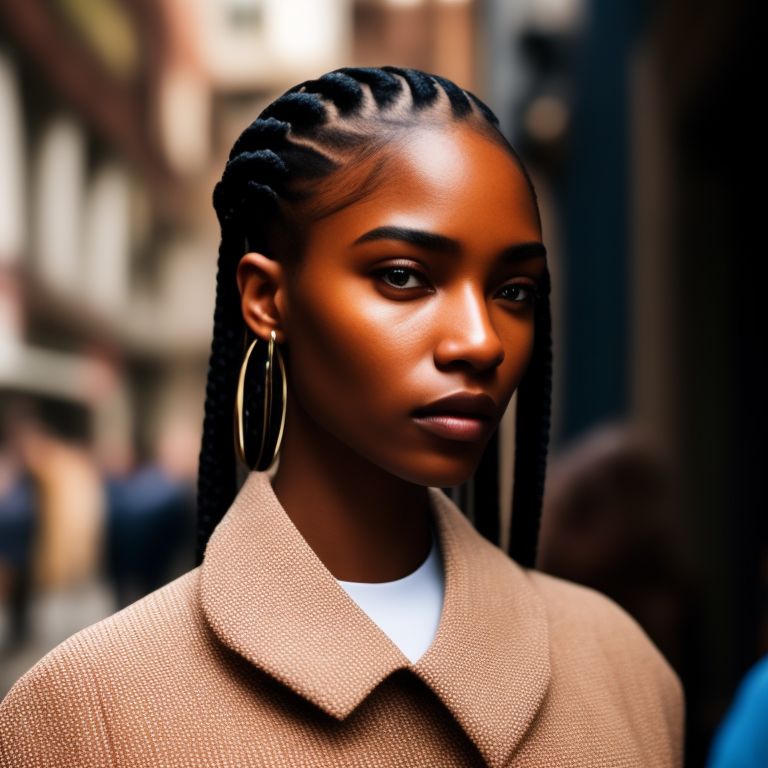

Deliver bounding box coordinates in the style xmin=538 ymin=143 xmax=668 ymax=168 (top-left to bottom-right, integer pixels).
xmin=0 ymin=0 xmax=760 ymax=765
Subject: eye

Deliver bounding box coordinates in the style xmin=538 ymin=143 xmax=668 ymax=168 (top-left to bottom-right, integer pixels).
xmin=374 ymin=266 xmax=429 ymax=291
xmin=496 ymin=282 xmax=539 ymax=306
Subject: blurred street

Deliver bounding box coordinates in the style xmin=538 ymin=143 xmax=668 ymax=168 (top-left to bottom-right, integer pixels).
xmin=1 ymin=577 xmax=114 ymax=697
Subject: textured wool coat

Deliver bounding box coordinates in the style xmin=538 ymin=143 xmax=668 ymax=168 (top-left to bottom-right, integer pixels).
xmin=0 ymin=469 xmax=684 ymax=767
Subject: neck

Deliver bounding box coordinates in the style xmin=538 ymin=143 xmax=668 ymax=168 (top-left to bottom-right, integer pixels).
xmin=271 ymin=395 xmax=432 ymax=583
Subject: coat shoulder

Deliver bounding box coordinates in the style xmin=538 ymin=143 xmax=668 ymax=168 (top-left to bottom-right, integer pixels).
xmin=527 ymin=568 xmax=681 ymax=683
xmin=10 ymin=565 xmax=201 ymax=684
xmin=527 ymin=568 xmax=651 ymax=630
xmin=526 ymin=568 xmax=685 ymax=756
xmin=0 ymin=568 xmax=201 ymax=767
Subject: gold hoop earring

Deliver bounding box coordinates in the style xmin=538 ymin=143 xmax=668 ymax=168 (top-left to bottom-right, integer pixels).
xmin=234 ymin=329 xmax=287 ymax=470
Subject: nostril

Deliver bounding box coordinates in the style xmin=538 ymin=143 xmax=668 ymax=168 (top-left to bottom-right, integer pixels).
xmin=434 ymin=334 xmax=505 ymax=372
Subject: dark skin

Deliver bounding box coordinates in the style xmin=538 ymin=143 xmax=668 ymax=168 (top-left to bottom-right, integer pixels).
xmin=236 ymin=123 xmax=547 ymax=582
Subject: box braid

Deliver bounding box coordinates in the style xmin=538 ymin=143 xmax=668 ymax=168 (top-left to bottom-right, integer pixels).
xmin=196 ymin=65 xmax=552 ymax=569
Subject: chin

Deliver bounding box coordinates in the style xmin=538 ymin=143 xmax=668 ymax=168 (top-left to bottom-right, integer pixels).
xmin=386 ymin=452 xmax=482 ymax=490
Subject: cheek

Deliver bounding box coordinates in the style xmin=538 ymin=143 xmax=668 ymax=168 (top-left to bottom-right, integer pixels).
xmin=284 ymin=278 xmax=430 ymax=424
xmin=518 ymin=320 xmax=537 ymax=373
xmin=496 ymin=311 xmax=537 ymax=389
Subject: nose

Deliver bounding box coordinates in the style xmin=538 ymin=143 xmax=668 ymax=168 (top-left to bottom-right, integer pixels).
xmin=433 ymin=283 xmax=505 ymax=372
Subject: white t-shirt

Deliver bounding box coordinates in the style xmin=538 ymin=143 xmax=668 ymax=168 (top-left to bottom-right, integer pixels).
xmin=336 ymin=528 xmax=445 ymax=664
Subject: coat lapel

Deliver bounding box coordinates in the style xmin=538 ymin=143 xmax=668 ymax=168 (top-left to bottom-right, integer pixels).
xmin=412 ymin=486 xmax=551 ymax=766
xmin=199 ymin=469 xmax=407 ymax=718
xmin=199 ymin=470 xmax=551 ymax=767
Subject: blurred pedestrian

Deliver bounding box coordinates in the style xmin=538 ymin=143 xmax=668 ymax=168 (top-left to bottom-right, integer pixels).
xmin=707 ymin=654 xmax=768 ymax=767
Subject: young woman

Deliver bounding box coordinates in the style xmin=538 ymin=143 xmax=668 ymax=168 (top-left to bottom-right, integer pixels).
xmin=0 ymin=66 xmax=684 ymax=767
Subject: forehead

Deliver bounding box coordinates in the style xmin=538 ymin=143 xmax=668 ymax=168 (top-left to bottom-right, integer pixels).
xmin=305 ymin=124 xmax=541 ymax=252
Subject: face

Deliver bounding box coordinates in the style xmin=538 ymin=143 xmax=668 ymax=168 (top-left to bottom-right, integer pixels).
xmin=280 ymin=123 xmax=548 ymax=487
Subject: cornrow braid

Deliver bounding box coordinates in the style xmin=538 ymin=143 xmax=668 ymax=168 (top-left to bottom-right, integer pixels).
xmin=381 ymin=66 xmax=439 ymax=107
xmin=196 ymin=65 xmax=553 ymax=572
xmin=334 ymin=67 xmax=402 ymax=109
xmin=286 ymin=72 xmax=364 ymax=116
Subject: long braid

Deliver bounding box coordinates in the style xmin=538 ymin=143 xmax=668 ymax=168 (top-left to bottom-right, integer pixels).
xmin=509 ymin=291 xmax=553 ymax=568
xmin=197 ymin=126 xmax=296 ymax=565
xmin=195 ymin=238 xmax=244 ymax=565
xmin=196 ymin=66 xmax=553 ymax=569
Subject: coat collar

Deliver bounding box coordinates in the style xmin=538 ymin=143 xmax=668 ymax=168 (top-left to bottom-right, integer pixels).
xmin=199 ymin=470 xmax=551 ymax=768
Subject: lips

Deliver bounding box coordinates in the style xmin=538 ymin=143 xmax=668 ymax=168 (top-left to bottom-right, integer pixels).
xmin=412 ymin=392 xmax=497 ymax=420
xmin=412 ymin=392 xmax=498 ymax=442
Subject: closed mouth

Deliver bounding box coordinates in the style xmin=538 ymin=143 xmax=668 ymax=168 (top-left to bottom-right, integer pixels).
xmin=411 ymin=412 xmax=492 ymax=442
xmin=412 ymin=391 xmax=497 ymax=421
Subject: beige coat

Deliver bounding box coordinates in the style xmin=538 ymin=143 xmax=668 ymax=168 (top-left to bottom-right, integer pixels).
xmin=0 ymin=469 xmax=684 ymax=767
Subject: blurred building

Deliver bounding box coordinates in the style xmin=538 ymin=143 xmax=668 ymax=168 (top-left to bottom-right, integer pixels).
xmin=0 ymin=0 xmax=481 ymax=473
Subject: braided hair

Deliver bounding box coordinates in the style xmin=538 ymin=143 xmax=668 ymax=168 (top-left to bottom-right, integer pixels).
xmin=197 ymin=65 xmax=552 ymax=569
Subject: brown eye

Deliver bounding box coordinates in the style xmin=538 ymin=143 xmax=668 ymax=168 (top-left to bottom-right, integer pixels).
xmin=376 ymin=267 xmax=428 ymax=290
xmin=497 ymin=282 xmax=538 ymax=305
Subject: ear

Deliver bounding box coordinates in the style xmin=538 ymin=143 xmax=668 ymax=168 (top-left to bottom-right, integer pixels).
xmin=236 ymin=252 xmax=288 ymax=344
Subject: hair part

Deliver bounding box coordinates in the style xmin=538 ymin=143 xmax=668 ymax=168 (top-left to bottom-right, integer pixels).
xmin=197 ymin=65 xmax=552 ymax=569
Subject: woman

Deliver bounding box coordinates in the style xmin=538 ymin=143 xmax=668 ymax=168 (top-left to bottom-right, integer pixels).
xmin=0 ymin=66 xmax=683 ymax=767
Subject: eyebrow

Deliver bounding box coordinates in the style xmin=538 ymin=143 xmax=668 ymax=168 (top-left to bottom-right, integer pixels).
xmin=351 ymin=225 xmax=547 ymax=262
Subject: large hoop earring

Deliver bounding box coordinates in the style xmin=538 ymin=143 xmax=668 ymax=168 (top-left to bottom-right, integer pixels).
xmin=234 ymin=329 xmax=287 ymax=470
